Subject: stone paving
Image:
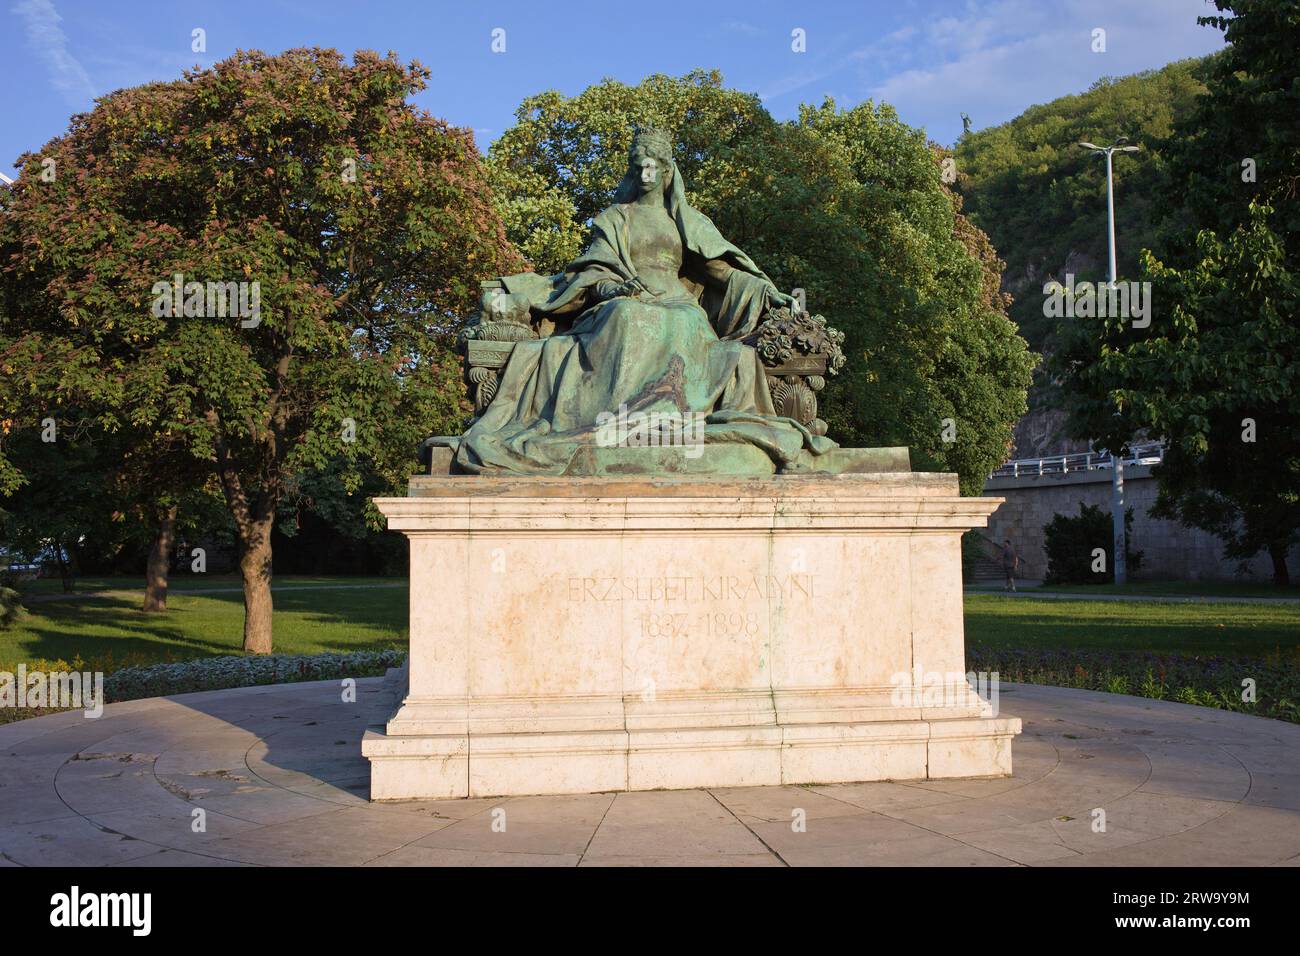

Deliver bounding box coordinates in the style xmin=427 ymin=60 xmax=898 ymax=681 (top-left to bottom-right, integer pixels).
xmin=1 ymin=677 xmax=1297 ymax=867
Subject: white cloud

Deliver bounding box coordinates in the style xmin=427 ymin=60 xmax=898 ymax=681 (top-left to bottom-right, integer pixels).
xmin=865 ymin=0 xmax=1225 ymax=143
xmin=12 ymin=0 xmax=96 ymax=106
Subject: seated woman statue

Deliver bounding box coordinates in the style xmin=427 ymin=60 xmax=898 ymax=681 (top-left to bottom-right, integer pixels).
xmin=438 ymin=126 xmax=837 ymax=475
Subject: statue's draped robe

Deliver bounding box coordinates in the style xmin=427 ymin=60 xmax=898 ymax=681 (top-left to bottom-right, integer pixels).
xmin=441 ymin=169 xmax=837 ymax=474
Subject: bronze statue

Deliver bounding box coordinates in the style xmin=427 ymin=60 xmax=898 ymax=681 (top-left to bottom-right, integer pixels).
xmin=434 ymin=127 xmax=844 ymax=475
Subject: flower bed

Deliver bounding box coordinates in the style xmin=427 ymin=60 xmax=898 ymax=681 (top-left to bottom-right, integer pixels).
xmin=102 ymin=650 xmax=407 ymax=703
xmin=967 ymin=647 xmax=1300 ymax=723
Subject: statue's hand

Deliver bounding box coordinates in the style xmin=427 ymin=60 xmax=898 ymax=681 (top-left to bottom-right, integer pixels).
xmin=768 ymin=287 xmax=798 ymax=311
xmin=596 ymin=278 xmax=646 ymax=301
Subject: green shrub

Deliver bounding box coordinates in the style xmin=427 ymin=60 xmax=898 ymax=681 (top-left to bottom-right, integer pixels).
xmin=0 ymin=650 xmax=408 ymax=725
xmin=1043 ymin=502 xmax=1144 ymax=584
xmin=103 ymin=650 xmax=406 ymax=702
xmin=0 ymin=585 xmax=24 ymax=629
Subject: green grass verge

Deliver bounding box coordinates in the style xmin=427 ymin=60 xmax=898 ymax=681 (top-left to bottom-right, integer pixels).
xmin=1024 ymin=581 xmax=1300 ymax=600
xmin=966 ymin=595 xmax=1300 ymax=723
xmin=1 ymin=581 xmax=407 ymax=673
xmin=18 ymin=574 xmax=402 ymax=596
xmin=965 ymin=594 xmax=1299 ymax=656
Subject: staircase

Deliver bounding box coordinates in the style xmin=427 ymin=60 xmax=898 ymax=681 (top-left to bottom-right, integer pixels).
xmin=969 ymin=553 xmax=1006 ymax=586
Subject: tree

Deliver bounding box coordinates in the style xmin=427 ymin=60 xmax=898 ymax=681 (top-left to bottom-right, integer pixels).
xmin=488 ymin=71 xmax=1034 ymax=493
xmin=1053 ymin=0 xmax=1300 ymax=584
xmin=0 ymin=48 xmax=519 ymax=650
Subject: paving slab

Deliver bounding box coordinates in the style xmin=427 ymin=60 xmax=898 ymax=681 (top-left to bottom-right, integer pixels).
xmin=1 ymin=678 xmax=1296 ymax=866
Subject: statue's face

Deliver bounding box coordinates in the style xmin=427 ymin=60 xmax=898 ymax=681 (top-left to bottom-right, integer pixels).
xmin=629 ymin=146 xmax=666 ymax=195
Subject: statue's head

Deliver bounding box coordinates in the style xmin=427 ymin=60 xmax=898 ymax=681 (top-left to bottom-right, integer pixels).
xmin=625 ymin=125 xmax=674 ymax=198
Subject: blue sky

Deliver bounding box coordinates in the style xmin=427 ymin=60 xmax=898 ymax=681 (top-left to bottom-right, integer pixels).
xmin=2 ymin=0 xmax=1226 ymax=180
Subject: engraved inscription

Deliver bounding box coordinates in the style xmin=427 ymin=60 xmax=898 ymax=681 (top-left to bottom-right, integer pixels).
xmin=637 ymin=611 xmax=761 ymax=640
xmin=565 ymin=574 xmax=816 ymax=604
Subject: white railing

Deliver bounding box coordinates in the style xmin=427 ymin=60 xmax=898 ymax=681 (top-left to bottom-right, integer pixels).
xmin=989 ymin=442 xmax=1164 ymax=480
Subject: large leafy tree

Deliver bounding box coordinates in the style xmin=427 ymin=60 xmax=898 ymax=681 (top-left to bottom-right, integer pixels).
xmin=0 ymin=48 xmax=518 ymax=650
xmin=488 ymin=71 xmax=1034 ymax=493
xmin=1054 ymin=0 xmax=1300 ymax=584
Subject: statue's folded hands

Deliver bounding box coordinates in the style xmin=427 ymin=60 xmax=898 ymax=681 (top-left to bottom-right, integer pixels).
xmin=593 ymin=277 xmax=650 ymax=302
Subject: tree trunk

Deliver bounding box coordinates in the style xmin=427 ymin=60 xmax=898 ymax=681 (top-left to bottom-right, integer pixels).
xmin=240 ymin=520 xmax=275 ymax=654
xmin=206 ymin=404 xmax=284 ymax=656
xmin=142 ymin=506 xmax=178 ymax=612
xmin=1268 ymin=541 xmax=1291 ymax=587
xmin=54 ymin=543 xmax=73 ymax=594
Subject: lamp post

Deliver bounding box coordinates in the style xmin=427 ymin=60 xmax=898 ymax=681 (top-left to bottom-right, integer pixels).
xmin=1079 ymin=138 xmax=1140 ymax=585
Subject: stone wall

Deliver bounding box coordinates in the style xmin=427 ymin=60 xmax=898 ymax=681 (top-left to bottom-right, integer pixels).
xmin=982 ymin=465 xmax=1293 ymax=582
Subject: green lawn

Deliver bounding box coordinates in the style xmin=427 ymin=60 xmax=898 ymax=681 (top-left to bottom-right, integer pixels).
xmin=19 ymin=574 xmax=400 ymax=596
xmin=965 ymin=594 xmax=1300 ymax=723
xmin=965 ymin=594 xmax=1300 ymax=657
xmin=1020 ymin=580 xmax=1300 ymax=600
xmin=2 ymin=578 xmax=407 ymax=671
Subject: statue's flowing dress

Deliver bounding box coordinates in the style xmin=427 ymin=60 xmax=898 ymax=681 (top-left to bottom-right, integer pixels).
xmin=444 ymin=172 xmax=837 ymax=475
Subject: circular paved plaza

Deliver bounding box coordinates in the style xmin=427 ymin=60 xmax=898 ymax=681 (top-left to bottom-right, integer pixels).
xmin=2 ymin=678 xmax=1297 ymax=867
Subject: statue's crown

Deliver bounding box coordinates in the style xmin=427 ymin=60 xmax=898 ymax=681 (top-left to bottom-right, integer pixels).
xmin=630 ymin=125 xmax=673 ymax=156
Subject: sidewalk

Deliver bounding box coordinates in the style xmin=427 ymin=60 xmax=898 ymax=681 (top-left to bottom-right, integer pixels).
xmin=5 ymin=678 xmax=1297 ymax=866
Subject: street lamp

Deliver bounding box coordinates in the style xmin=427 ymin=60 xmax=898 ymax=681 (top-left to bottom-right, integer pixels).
xmin=1079 ymin=138 xmax=1140 ymax=585
xmin=1079 ymin=139 xmax=1140 ymax=287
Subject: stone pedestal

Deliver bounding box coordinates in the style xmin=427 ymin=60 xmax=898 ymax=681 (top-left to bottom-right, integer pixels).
xmin=365 ymin=470 xmax=1019 ymax=799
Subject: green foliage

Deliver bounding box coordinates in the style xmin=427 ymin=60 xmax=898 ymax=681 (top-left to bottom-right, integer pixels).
xmin=967 ymin=645 xmax=1300 ymax=723
xmin=1052 ymin=0 xmax=1300 ymax=583
xmin=1 ymin=47 xmax=516 ymax=507
xmin=1103 ymin=674 xmax=1130 ymax=695
xmin=102 ymin=649 xmax=406 ymax=703
xmin=1042 ymin=502 xmax=1143 ymax=584
xmin=489 ymin=71 xmax=1034 ymax=493
xmin=485 ymin=157 xmax=585 ymax=275
xmin=0 ymin=647 xmax=403 ymax=722
xmin=956 ymin=58 xmax=1210 ymax=353
xmin=960 ymin=530 xmax=985 ymax=583
xmin=0 ymin=577 xmax=408 ymax=670
xmin=1165 ymin=0 xmax=1300 ymax=244
xmin=0 ymin=432 xmax=115 ymax=578
xmin=0 ymin=423 xmax=227 ymax=579
xmin=0 ymin=586 xmax=23 ymax=629
xmin=0 ymin=48 xmax=522 ymax=647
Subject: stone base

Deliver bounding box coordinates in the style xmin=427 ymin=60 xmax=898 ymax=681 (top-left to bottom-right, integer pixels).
xmin=365 ymin=707 xmax=1018 ymax=800
xmin=423 ymin=442 xmax=913 ymax=477
xmin=368 ymin=465 xmax=1019 ymax=799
